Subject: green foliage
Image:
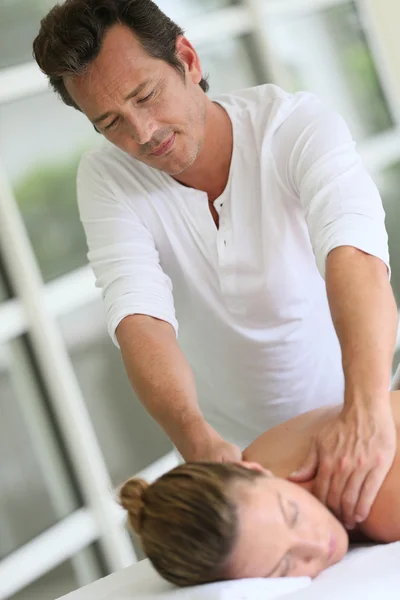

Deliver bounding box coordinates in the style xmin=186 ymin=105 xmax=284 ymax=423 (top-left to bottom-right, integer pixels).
xmin=14 ymin=155 xmax=88 ymax=282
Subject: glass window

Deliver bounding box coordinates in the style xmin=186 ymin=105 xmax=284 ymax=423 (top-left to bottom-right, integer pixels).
xmin=156 ymin=0 xmax=238 ymax=23
xmin=0 ymin=0 xmax=238 ymax=70
xmin=376 ymin=160 xmax=400 ymax=374
xmin=1 ymin=339 xmax=104 ymax=596
xmin=0 ymin=91 xmax=100 ymax=282
xmin=0 ymin=0 xmax=55 ymax=69
xmin=376 ymin=161 xmax=400 ymax=304
xmin=0 ymin=344 xmax=78 ymax=558
xmin=264 ymin=0 xmax=394 ymax=140
xmin=198 ymin=36 xmax=259 ymax=97
xmin=58 ymin=299 xmax=173 ymax=487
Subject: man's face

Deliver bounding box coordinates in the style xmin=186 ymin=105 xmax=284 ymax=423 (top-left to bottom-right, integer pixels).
xmin=65 ymin=24 xmax=207 ymax=175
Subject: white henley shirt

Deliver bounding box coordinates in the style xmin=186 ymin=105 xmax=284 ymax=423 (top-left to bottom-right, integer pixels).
xmin=77 ymin=84 xmax=390 ymax=449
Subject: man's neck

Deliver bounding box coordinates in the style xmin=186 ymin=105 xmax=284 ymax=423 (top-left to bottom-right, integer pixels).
xmin=173 ymin=101 xmax=233 ymax=201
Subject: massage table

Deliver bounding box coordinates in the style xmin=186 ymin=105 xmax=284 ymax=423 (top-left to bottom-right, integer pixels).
xmin=58 ymin=542 xmax=400 ymax=599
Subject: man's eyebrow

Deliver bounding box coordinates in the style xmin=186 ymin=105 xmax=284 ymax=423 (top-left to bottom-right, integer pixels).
xmin=91 ymin=80 xmax=150 ymax=124
xmin=264 ymin=491 xmax=290 ymax=578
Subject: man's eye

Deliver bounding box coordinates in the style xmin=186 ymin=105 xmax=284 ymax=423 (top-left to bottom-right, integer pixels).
xmin=104 ymin=118 xmax=118 ymax=131
xmin=138 ymin=90 xmax=155 ymax=104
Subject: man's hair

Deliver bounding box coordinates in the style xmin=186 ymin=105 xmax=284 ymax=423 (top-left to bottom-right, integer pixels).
xmin=33 ymin=0 xmax=209 ymax=110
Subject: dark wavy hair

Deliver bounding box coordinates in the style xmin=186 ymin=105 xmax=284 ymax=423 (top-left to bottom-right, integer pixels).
xmin=33 ymin=0 xmax=209 ymax=111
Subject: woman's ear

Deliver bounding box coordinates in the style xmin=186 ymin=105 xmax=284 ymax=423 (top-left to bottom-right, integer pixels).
xmin=237 ymin=460 xmax=274 ymax=477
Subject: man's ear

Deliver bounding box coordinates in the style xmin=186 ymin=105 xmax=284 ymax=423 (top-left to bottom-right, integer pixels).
xmin=175 ymin=35 xmax=202 ymax=85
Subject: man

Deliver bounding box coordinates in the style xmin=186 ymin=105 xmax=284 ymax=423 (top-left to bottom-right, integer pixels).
xmin=34 ymin=0 xmax=397 ymax=530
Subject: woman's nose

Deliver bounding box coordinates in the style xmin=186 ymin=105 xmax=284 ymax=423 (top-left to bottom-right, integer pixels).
xmin=297 ymin=535 xmax=329 ymax=559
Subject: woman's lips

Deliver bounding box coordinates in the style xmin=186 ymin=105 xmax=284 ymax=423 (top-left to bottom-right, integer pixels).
xmin=151 ymin=133 xmax=176 ymax=156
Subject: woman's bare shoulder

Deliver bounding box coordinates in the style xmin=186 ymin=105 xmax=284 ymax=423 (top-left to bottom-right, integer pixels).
xmin=244 ymin=391 xmax=400 ymax=543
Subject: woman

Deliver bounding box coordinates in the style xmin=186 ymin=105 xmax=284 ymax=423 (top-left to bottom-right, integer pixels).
xmin=119 ymin=392 xmax=400 ymax=587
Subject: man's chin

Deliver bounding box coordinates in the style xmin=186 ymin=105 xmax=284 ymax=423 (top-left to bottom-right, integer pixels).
xmin=160 ymin=154 xmax=199 ymax=177
xmin=165 ymin=164 xmax=191 ymax=176
xmin=132 ymin=144 xmax=200 ymax=177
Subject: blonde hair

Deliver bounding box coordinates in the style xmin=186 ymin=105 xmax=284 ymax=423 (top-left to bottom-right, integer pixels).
xmin=118 ymin=462 xmax=262 ymax=587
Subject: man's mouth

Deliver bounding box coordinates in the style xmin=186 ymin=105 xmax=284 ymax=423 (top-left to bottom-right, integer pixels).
xmin=150 ymin=133 xmax=176 ymax=157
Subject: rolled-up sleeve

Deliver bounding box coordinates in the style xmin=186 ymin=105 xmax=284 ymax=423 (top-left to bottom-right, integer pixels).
xmin=77 ymin=153 xmax=178 ymax=347
xmin=275 ymin=92 xmax=390 ymax=279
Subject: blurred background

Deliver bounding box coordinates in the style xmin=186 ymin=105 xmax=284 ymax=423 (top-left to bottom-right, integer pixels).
xmin=1 ymin=0 xmax=400 ymax=598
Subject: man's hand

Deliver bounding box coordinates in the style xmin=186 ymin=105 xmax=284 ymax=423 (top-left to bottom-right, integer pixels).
xmin=195 ymin=436 xmax=242 ymax=463
xmin=289 ymin=398 xmax=396 ymax=528
xmin=181 ymin=424 xmax=242 ymax=463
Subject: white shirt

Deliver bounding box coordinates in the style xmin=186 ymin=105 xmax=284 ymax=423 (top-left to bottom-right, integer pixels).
xmin=77 ymin=84 xmax=390 ymax=449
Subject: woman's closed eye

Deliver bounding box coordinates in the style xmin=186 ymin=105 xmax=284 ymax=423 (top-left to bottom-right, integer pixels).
xmin=289 ymin=501 xmax=299 ymax=527
xmin=276 ymin=501 xmax=299 ymax=577
xmin=279 ymin=555 xmax=291 ymax=578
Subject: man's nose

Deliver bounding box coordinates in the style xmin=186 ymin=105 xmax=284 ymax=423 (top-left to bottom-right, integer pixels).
xmin=125 ymin=110 xmax=157 ymax=145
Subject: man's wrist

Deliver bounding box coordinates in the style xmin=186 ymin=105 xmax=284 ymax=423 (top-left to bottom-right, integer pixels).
xmin=343 ymin=384 xmax=391 ymax=412
xmin=172 ymin=414 xmax=217 ymax=460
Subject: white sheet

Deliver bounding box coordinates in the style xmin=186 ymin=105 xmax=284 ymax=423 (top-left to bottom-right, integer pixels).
xmin=58 ymin=543 xmax=400 ymax=600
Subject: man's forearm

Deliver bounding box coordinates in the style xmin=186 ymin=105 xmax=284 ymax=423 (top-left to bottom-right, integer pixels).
xmin=116 ymin=314 xmax=214 ymax=459
xmin=326 ymin=246 xmax=398 ymax=406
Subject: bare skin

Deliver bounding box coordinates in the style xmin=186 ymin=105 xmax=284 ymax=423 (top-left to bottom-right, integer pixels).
xmin=243 ymin=390 xmax=400 ymax=543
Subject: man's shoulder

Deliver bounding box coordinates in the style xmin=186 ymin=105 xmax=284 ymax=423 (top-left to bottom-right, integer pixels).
xmin=78 ymin=140 xmax=147 ymax=179
xmin=214 ymin=83 xmax=289 ymax=106
xmin=214 ymin=84 xmax=324 ymax=134
xmin=77 ymin=141 xmax=169 ymax=215
xmin=215 ymin=83 xmax=318 ymax=111
xmin=77 ymin=140 xmax=165 ymax=202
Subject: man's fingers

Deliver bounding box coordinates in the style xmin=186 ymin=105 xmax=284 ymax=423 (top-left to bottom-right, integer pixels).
xmin=354 ymin=467 xmax=387 ymax=524
xmin=326 ymin=456 xmax=352 ymax=518
xmin=340 ymin=466 xmax=370 ymax=527
xmin=312 ymin=457 xmax=334 ymax=507
xmin=289 ymin=443 xmax=318 ymax=482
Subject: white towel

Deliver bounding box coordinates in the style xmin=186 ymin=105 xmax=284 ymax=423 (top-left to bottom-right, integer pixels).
xmin=58 ymin=543 xmax=400 ymax=600
xmin=58 ymin=558 xmax=310 ymax=600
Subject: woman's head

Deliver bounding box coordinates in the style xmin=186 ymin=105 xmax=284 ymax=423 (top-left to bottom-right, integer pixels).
xmin=119 ymin=462 xmax=348 ymax=586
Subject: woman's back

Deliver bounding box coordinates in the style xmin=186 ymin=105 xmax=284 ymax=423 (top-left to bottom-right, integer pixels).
xmin=243 ymin=391 xmax=400 ymax=542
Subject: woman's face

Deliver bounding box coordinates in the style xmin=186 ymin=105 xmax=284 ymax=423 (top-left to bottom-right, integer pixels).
xmin=227 ymin=464 xmax=349 ymax=579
